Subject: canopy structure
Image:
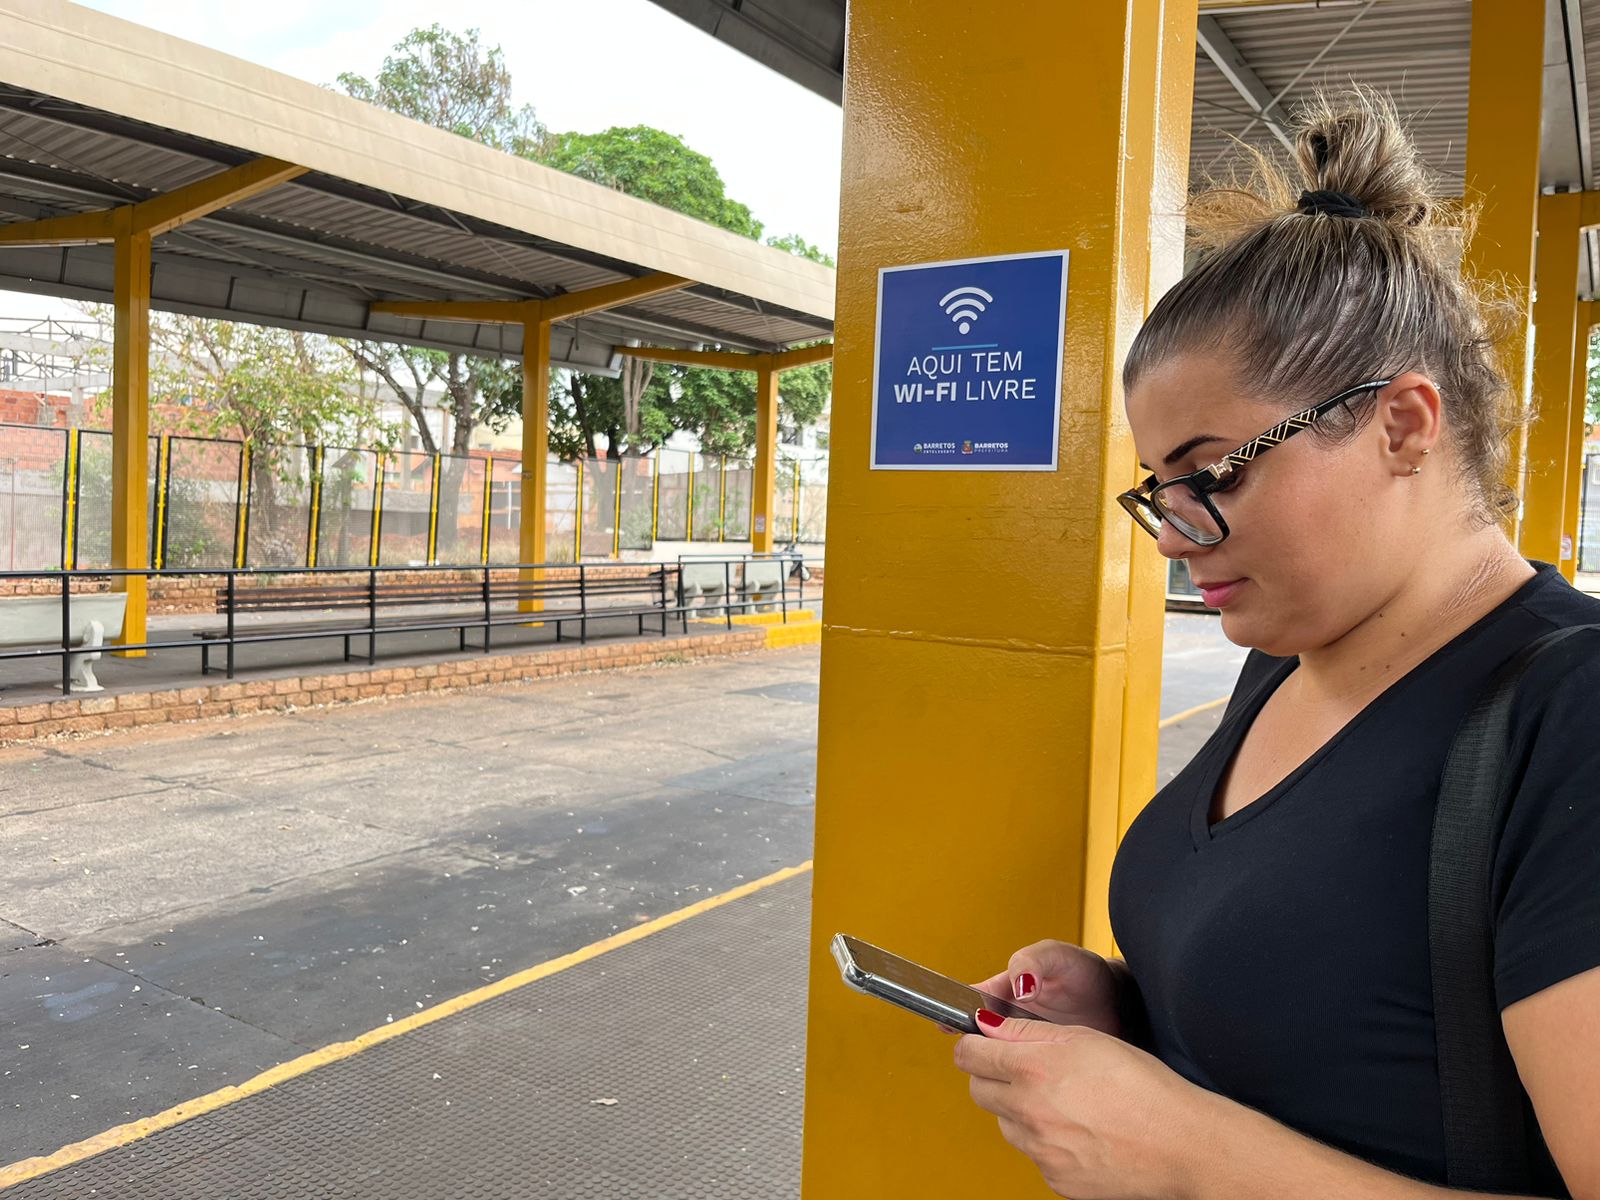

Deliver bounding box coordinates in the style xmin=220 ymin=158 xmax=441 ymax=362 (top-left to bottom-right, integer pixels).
xmin=0 ymin=0 xmax=836 ymax=645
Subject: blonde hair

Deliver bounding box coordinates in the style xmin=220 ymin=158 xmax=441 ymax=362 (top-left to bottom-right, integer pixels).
xmin=1124 ymin=87 xmax=1518 ymax=523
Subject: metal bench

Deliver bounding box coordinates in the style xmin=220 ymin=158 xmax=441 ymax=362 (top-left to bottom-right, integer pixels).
xmin=196 ymin=568 xmax=684 ymax=675
xmin=0 ymin=592 xmax=129 ymax=691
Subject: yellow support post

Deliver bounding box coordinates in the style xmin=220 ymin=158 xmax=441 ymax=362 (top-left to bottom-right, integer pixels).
xmin=62 ymin=429 xmax=80 ymax=570
xmin=425 ymin=453 xmax=442 ymax=565
xmin=1107 ymin=0 xmax=1196 ymax=954
xmin=306 ymin=445 xmax=325 ymax=569
xmin=752 ymin=365 xmax=779 ymax=554
xmin=151 ymin=434 xmax=172 ymax=570
xmin=369 ymin=452 xmax=385 ymax=568
xmin=235 ymin=442 xmax=252 ymax=570
xmin=652 ymin=448 xmax=662 ymax=543
xmin=574 ymin=459 xmax=585 ymax=561
xmin=1562 ymin=303 xmax=1594 ymax=582
xmin=520 ymin=320 xmax=550 ymax=611
xmin=686 ymin=453 xmax=696 ymax=542
xmin=612 ymin=459 xmax=624 ymax=558
xmin=1462 ymin=0 xmax=1545 ymax=538
xmin=1523 ymin=193 xmax=1583 ymax=567
xmin=110 ymin=228 xmax=151 ymax=655
xmin=481 ymin=456 xmax=494 ymax=566
xmin=800 ymin=2 xmax=1195 ymax=1195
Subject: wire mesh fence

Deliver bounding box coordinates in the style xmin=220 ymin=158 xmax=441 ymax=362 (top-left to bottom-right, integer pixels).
xmin=0 ymin=425 xmax=67 ymax=570
xmin=0 ymin=423 xmax=830 ymax=571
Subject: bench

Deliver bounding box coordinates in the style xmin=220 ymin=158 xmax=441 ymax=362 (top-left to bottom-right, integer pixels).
xmin=739 ymin=560 xmax=787 ymax=612
xmin=0 ymin=592 xmax=129 ymax=691
xmin=196 ymin=569 xmax=684 ymax=675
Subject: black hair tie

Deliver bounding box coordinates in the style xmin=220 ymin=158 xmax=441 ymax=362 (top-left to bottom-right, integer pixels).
xmin=1298 ymin=188 xmax=1369 ymax=218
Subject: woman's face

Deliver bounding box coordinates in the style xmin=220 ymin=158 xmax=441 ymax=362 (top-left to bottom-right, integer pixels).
xmin=1125 ymin=352 xmax=1427 ymax=657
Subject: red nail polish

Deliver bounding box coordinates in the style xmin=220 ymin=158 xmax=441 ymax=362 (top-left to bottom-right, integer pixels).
xmin=976 ymin=1008 xmax=1004 ymax=1031
xmin=1014 ymin=972 xmax=1037 ymax=999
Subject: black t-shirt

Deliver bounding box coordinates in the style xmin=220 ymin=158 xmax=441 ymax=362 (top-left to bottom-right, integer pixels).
xmin=1108 ymin=561 xmax=1600 ymax=1192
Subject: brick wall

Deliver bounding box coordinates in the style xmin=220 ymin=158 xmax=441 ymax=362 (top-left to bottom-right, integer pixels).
xmin=0 ymin=628 xmax=769 ymax=744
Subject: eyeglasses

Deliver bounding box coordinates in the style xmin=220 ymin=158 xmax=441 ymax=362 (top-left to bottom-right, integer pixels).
xmin=1117 ymin=379 xmax=1392 ymax=547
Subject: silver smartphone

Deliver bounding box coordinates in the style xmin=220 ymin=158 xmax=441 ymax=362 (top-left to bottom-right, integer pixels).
xmin=831 ymin=932 xmax=1044 ymax=1034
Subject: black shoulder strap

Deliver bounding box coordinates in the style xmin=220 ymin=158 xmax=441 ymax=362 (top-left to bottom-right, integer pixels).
xmin=1431 ymin=622 xmax=1600 ymax=1194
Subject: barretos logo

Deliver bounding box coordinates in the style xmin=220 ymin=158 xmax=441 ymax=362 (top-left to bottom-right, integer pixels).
xmin=962 ymin=441 xmax=974 ymax=454
xmin=913 ymin=441 xmax=955 ymax=455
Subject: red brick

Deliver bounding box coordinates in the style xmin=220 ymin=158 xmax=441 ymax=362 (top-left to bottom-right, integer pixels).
xmin=12 ymin=704 xmax=49 ymax=724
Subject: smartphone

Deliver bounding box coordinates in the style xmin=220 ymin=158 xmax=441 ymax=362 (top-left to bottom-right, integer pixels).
xmin=831 ymin=932 xmax=1043 ymax=1034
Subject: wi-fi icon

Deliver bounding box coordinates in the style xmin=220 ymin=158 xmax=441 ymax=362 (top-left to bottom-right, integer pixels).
xmin=939 ymin=285 xmax=994 ymax=335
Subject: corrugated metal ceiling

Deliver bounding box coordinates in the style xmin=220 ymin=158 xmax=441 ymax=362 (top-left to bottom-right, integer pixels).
xmin=0 ymin=85 xmax=832 ymax=369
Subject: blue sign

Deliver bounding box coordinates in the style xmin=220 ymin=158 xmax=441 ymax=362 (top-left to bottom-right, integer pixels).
xmin=871 ymin=250 xmax=1068 ymax=471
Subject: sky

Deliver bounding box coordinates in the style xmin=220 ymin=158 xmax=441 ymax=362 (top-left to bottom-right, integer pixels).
xmin=3 ymin=0 xmax=844 ymax=323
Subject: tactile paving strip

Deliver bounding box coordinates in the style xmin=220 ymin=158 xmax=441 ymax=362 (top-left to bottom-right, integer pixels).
xmin=8 ymin=876 xmax=811 ymax=1199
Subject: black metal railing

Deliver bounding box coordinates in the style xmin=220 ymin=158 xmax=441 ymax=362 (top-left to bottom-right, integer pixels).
xmin=0 ymin=554 xmax=811 ymax=697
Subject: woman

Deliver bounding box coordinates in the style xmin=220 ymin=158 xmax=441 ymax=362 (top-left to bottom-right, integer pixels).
xmin=953 ymin=91 xmax=1600 ymax=1199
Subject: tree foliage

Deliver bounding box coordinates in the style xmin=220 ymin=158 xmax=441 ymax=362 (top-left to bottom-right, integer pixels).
xmin=544 ymin=126 xmax=762 ymax=239
xmin=146 ymin=316 xmax=393 ymax=452
xmin=335 ymin=25 xmax=548 ymax=157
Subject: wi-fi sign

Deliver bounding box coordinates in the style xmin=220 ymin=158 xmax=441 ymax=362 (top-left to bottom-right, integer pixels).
xmin=939 ymin=285 xmax=993 ymax=335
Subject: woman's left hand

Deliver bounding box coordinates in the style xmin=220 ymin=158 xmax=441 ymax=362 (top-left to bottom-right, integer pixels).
xmin=954 ymin=1011 xmax=1217 ymax=1200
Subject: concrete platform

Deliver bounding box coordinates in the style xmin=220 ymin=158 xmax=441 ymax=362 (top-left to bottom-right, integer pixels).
xmin=0 ymin=616 xmax=1242 ymax=1196
xmin=4 ymin=872 xmax=812 ymax=1199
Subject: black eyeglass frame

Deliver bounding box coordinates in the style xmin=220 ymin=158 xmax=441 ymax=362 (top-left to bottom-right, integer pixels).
xmin=1117 ymin=378 xmax=1394 ymax=547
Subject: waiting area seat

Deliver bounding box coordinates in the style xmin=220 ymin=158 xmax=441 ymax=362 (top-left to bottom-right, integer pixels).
xmin=0 ymin=593 xmax=127 ymax=691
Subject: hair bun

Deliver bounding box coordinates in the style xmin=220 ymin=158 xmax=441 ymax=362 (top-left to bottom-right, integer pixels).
xmin=1297 ymin=189 xmax=1369 ymax=219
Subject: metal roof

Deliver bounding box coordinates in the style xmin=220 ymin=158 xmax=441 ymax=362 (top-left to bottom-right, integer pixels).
xmin=650 ymin=0 xmax=1600 ymax=292
xmin=0 ymin=0 xmax=835 ymax=374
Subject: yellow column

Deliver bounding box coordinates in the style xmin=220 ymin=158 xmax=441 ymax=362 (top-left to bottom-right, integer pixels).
xmin=1523 ymin=193 xmax=1582 ymax=566
xmin=1462 ymin=0 xmax=1545 ymax=537
xmin=520 ymin=319 xmax=550 ymax=611
xmin=751 ymin=365 xmax=779 ymax=553
xmin=1562 ymin=303 xmax=1594 ymax=582
xmin=111 ymin=227 xmax=151 ymax=653
xmin=1103 ymin=0 xmax=1197 ymax=953
xmin=800 ymin=2 xmax=1195 ymax=1195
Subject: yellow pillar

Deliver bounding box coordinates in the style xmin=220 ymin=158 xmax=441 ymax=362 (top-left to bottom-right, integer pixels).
xmin=1104 ymin=0 xmax=1197 ymax=953
xmin=520 ymin=319 xmax=550 ymax=566
xmin=1523 ymin=193 xmax=1582 ymax=566
xmin=111 ymin=227 xmax=151 ymax=653
xmin=1462 ymin=0 xmax=1545 ymax=537
xmin=751 ymin=365 xmax=779 ymax=553
xmin=801 ymin=2 xmax=1195 ymax=1195
xmin=1563 ymin=303 xmax=1594 ymax=582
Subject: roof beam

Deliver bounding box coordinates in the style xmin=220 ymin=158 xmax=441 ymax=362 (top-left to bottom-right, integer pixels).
xmin=615 ymin=340 xmax=832 ymax=373
xmin=0 ymin=156 xmax=305 ymax=246
xmin=1196 ymin=15 xmax=1296 ymax=155
xmin=370 ymin=273 xmax=692 ymax=328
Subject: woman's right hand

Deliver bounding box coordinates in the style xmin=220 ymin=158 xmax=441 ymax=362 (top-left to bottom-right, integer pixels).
xmin=973 ymin=939 xmax=1124 ymax=1038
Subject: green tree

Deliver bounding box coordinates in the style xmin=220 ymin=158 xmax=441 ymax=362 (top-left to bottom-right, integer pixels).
xmin=544 ymin=126 xmax=762 ymax=239
xmin=335 ymin=26 xmax=533 ymax=467
xmin=144 ymin=316 xmax=398 ymax=566
xmin=335 ymin=25 xmax=547 ymax=156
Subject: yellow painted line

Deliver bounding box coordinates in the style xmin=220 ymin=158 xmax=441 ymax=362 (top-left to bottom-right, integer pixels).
xmin=1159 ymin=695 xmax=1229 ymax=729
xmin=690 ymin=609 xmax=817 ymax=628
xmin=0 ymin=859 xmax=815 ymax=1191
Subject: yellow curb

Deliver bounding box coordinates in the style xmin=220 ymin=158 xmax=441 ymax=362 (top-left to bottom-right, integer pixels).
xmin=0 ymin=860 xmax=815 ymax=1191
xmin=1158 ymin=695 xmax=1229 ymax=729
xmin=690 ymin=609 xmax=817 ymax=627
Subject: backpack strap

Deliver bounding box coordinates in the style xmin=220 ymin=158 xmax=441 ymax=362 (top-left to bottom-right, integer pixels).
xmin=1431 ymin=622 xmax=1600 ymax=1193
